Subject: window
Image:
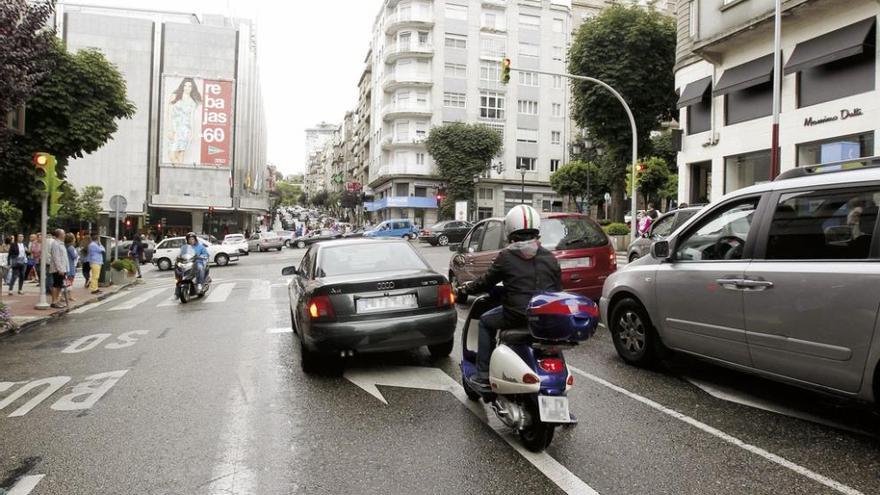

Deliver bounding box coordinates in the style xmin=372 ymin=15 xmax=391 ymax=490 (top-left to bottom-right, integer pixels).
xmin=552 ymin=46 xmax=563 ymax=61
xmin=550 ymin=159 xmax=560 ymax=172
xmin=519 ymin=41 xmax=539 ymax=59
xmin=478 ymin=207 xmax=494 ymax=220
xmin=766 ymin=188 xmax=879 ymax=260
xmin=517 ymin=100 xmax=538 ymax=115
xmin=724 ymin=150 xmax=771 ymax=194
xmin=444 ymin=63 xmax=466 ymax=78
xmin=445 ymin=33 xmax=467 ymax=49
xmin=478 ymin=187 xmax=494 ymax=200
xmin=399 ymin=32 xmax=412 ymax=48
xmin=649 ymin=215 xmax=675 ymax=238
xmin=480 ymin=60 xmax=501 ymax=84
xmin=395 ymin=120 xmax=410 ymax=141
xmin=418 ymin=31 xmax=429 ymax=45
xmin=414 ymin=186 xmax=427 ymax=197
xmin=518 ymin=71 xmax=538 ymax=86
xmin=551 ymin=131 xmax=561 ymax=145
xmin=689 ymin=1 xmax=699 ymax=38
xmin=796 ymin=37 xmax=876 ymax=108
xmin=675 ymin=199 xmax=759 ymax=261
xmin=687 ymin=85 xmax=712 ymax=135
xmin=480 ymin=35 xmax=506 ymax=59
xmin=415 ymin=120 xmax=427 ymax=138
xmin=519 ymin=13 xmax=540 ymax=29
xmin=480 ymin=220 xmax=504 ymax=251
xmin=551 ymin=103 xmax=562 ymax=117
xmin=395 ymin=182 xmax=409 ymax=196
xmin=725 ymin=82 xmax=772 ymax=125
xmin=415 ymin=152 xmax=426 ymax=165
xmin=542 ymin=200 xmax=564 ymax=212
xmin=481 ymin=10 xmax=506 ymax=30
xmin=445 ymin=4 xmax=467 ymax=20
xmin=443 ymin=92 xmax=466 ymax=108
xmin=416 ymin=91 xmax=428 ymax=106
xmin=480 ymin=91 xmax=505 ymax=119
xmin=552 ymin=18 xmax=564 ymax=33
xmin=516 ymin=128 xmax=538 ymax=143
xmin=465 ymin=223 xmax=486 ymax=251
xmin=516 ymin=157 xmax=536 ymax=171
xmin=552 ymin=75 xmax=563 ymax=89
xmin=796 ymin=132 xmax=875 ymax=166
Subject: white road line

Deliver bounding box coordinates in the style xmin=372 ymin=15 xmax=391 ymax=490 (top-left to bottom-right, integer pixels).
xmin=108 ymin=288 xmax=166 ymax=311
xmin=569 ymin=367 xmax=863 ymax=495
xmin=265 ymin=327 xmax=292 ymax=334
xmin=7 ymin=474 xmax=45 ymax=495
xmin=156 ymin=294 xmax=179 ymax=307
xmin=69 ymin=291 xmax=130 ymax=314
xmin=205 ymin=283 xmax=235 ymax=303
xmin=248 ymin=280 xmax=271 ymax=301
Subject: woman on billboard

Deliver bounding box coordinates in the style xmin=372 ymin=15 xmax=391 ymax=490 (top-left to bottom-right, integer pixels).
xmin=166 ymin=77 xmax=202 ymax=164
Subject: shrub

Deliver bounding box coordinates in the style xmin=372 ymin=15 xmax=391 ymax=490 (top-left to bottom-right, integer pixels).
xmin=604 ymin=223 xmax=631 ymax=236
xmin=110 ymin=258 xmax=137 ymax=274
xmin=597 ymin=218 xmax=612 ymax=226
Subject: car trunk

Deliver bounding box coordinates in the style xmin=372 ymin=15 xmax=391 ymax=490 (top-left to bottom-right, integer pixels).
xmin=553 ymin=243 xmax=616 ymax=298
xmin=313 ymin=269 xmax=450 ymax=321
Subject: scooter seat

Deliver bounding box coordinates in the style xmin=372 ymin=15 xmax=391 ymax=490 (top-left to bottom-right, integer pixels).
xmin=498 ymin=329 xmax=533 ymax=345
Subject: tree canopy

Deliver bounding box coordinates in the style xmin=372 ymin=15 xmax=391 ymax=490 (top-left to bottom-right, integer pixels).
xmin=549 ymin=161 xmax=600 ymax=213
xmin=275 ymin=181 xmax=302 ymax=206
xmin=0 ymin=0 xmax=56 ymax=121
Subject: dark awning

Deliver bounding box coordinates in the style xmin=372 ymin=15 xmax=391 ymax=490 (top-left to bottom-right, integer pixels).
xmin=676 ymin=76 xmax=712 ymax=109
xmin=713 ymin=54 xmax=774 ymax=97
xmin=785 ymin=18 xmax=876 ymax=75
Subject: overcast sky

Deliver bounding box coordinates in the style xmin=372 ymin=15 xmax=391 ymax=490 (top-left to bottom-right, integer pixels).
xmin=64 ymin=0 xmax=383 ymax=176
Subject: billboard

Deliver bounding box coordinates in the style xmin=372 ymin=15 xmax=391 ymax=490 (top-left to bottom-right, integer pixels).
xmin=161 ymin=75 xmax=234 ymax=167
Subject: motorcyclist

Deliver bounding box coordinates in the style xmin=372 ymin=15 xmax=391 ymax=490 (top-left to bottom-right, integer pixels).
xmin=462 ymin=205 xmax=562 ymax=389
xmin=180 ymin=232 xmax=209 ymax=291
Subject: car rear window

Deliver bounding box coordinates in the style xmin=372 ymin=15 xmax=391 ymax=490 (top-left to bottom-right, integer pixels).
xmin=540 ymin=217 xmax=607 ymax=251
xmin=318 ymin=243 xmax=428 ymax=277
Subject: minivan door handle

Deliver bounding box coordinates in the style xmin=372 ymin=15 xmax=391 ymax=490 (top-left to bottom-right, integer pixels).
xmin=739 ymin=279 xmax=774 ymax=290
xmin=715 ymin=278 xmax=744 ymax=291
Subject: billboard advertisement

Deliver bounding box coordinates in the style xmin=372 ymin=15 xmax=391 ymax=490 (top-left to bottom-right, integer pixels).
xmin=161 ymin=75 xmax=234 ymax=167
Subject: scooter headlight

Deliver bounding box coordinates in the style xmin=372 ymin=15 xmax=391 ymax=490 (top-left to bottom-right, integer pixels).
xmin=177 ymin=262 xmax=193 ymax=270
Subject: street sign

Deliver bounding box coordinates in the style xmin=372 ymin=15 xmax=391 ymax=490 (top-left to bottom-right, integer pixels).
xmin=604 ymin=192 xmax=611 ymax=203
xmin=455 ymin=201 xmax=468 ymax=221
xmin=108 ymin=194 xmax=128 ymax=213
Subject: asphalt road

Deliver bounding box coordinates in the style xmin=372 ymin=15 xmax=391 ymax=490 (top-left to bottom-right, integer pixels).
xmin=0 ymin=242 xmax=878 ymax=494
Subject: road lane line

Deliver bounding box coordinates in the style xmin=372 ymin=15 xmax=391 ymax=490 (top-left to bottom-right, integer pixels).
xmin=7 ymin=474 xmax=45 ymax=495
xmin=265 ymin=327 xmax=292 ymax=334
xmin=248 ymin=280 xmax=271 ymax=300
xmin=108 ymin=288 xmax=165 ymax=311
xmin=569 ymin=366 xmax=863 ymax=495
xmin=156 ymin=294 xmax=178 ymax=307
xmin=205 ymin=283 xmax=235 ymax=303
xmin=69 ymin=290 xmax=131 ymax=314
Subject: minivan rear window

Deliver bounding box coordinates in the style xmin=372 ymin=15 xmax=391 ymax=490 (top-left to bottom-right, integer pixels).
xmin=540 ymin=217 xmax=607 ymax=250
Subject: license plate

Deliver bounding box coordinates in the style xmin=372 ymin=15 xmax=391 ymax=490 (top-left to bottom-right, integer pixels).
xmin=356 ymin=294 xmax=417 ymax=314
xmin=559 ymin=257 xmax=592 ymax=270
xmin=538 ymin=395 xmax=571 ymax=423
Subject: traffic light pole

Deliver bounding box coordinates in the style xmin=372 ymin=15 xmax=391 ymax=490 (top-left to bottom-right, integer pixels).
xmin=506 ymin=66 xmax=639 ymax=240
xmin=35 ymin=192 xmax=49 ymax=310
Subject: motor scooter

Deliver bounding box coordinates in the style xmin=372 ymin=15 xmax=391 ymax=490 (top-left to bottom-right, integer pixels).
xmin=174 ymin=253 xmax=210 ymax=303
xmin=459 ymin=289 xmax=598 ymax=452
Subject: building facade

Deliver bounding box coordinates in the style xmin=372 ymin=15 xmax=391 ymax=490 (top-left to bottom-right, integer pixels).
xmin=56 ymin=3 xmax=269 ymax=237
xmin=362 ymin=0 xmax=574 ymax=226
xmin=303 ymin=122 xmax=339 ymax=198
xmin=675 ymin=0 xmax=879 ymax=204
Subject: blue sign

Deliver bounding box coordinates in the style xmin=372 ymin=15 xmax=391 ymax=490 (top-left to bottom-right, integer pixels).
xmin=365 ymin=196 xmax=438 ymax=211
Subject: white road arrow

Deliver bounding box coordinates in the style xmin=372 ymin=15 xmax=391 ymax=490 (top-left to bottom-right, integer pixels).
xmin=344 ymin=366 xmax=600 ymax=495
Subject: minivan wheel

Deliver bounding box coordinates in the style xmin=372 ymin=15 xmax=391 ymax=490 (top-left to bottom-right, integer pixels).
xmin=629 ymin=253 xmax=639 ymax=263
xmin=296 ymin=240 xmax=306 ymax=249
xmin=157 ymin=258 xmax=172 ymax=271
xmin=610 ymin=298 xmax=659 ymax=367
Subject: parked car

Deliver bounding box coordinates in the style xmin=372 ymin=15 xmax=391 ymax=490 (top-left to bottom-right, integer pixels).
xmin=293 ymin=229 xmax=343 ymax=249
xmin=418 ymin=220 xmax=472 ymax=246
xmin=624 ymin=210 xmax=645 ymax=225
xmin=363 ymin=219 xmax=419 ymax=239
xmin=275 ymin=230 xmax=295 ymax=247
xmin=448 ymin=213 xmax=616 ymax=303
xmin=248 ymin=231 xmax=284 ymax=252
xmin=341 ymin=227 xmax=365 ymax=239
xmin=282 ymin=238 xmax=456 ymax=373
xmin=117 ymin=240 xmax=156 ymax=263
xmin=601 ymin=162 xmax=880 ymax=405
xmin=152 ymin=236 xmax=239 ymax=271
xmin=222 ymin=234 xmax=249 ymax=255
xmin=197 ymin=234 xmax=220 ymax=245
xmin=627 ymin=207 xmax=702 ymax=262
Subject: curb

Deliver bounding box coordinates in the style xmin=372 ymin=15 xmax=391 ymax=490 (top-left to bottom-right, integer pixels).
xmin=1 ymin=280 xmax=140 ymax=336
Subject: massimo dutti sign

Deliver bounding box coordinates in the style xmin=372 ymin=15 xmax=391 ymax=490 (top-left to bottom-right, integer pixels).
xmin=804 ymin=108 xmax=864 ymax=127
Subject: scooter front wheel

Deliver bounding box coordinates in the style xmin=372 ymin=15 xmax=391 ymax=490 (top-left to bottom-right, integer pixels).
xmin=179 ymin=288 xmax=189 ymax=303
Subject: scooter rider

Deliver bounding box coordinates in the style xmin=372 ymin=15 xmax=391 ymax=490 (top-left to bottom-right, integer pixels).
xmin=462 ymin=205 xmax=562 ymax=389
xmin=181 ymin=232 xmax=209 ymax=291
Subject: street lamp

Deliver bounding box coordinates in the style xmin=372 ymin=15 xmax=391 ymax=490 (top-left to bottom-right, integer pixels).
xmin=519 ymin=166 xmax=526 ymax=205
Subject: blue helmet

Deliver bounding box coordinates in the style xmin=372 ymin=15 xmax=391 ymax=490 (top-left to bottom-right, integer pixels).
xmin=527 ymin=292 xmax=599 ymax=342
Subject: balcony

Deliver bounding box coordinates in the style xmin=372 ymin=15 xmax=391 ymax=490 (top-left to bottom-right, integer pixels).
xmin=374 ymin=163 xmax=434 ymax=179
xmin=385 ymin=11 xmax=434 ymax=34
xmin=382 ymin=102 xmax=432 ymax=120
xmin=381 ymin=135 xmax=428 ymax=150
xmin=385 ymin=42 xmax=433 ymax=63
xmin=481 ymin=0 xmax=507 ymax=6
xmin=382 ymin=73 xmax=433 ymax=92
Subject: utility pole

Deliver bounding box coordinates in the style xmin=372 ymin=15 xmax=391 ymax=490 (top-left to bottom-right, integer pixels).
xmin=770 ymin=0 xmax=782 ymax=179
xmin=519 ymin=167 xmax=526 ymax=205
xmin=35 ymin=193 xmax=49 ymax=310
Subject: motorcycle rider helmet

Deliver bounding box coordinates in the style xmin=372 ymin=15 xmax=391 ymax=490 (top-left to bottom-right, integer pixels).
xmin=185 ymin=232 xmax=198 ymax=243
xmin=504 ymin=204 xmax=541 ymax=242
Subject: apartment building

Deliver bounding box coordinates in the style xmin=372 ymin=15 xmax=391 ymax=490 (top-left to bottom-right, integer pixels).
xmin=304 ymin=122 xmax=339 ymax=198
xmin=363 ymin=0 xmax=574 ymax=226
xmin=354 ymin=49 xmax=374 ymax=192
xmin=675 ymin=0 xmax=878 ymax=204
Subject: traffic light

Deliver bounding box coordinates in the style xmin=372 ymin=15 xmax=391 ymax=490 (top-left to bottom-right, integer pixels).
xmin=33 ymin=153 xmax=49 ymax=192
xmin=33 ymin=152 xmax=64 ymax=215
xmin=436 ymin=186 xmax=446 ymax=204
xmin=501 ymin=57 xmax=511 ymax=84
xmin=124 ymin=217 xmax=132 ymax=228
xmin=144 ymin=212 xmax=151 ymax=225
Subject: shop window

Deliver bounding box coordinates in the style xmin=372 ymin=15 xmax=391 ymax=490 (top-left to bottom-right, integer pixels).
xmin=724 ymin=150 xmax=771 ymax=194
xmin=796 ymin=132 xmax=875 ymax=166
xmin=725 ymin=82 xmax=772 ymax=125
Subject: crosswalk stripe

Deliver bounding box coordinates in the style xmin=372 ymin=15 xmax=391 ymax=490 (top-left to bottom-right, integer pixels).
xmin=69 ymin=291 xmax=130 ymax=314
xmin=249 ymin=280 xmax=271 ymax=301
xmin=108 ymin=288 xmax=166 ymax=311
xmin=205 ymin=283 xmax=235 ymax=303
xmin=156 ymin=294 xmax=178 ymax=307
xmin=7 ymin=474 xmax=45 ymax=495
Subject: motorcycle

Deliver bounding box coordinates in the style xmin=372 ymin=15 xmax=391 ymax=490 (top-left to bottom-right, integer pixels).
xmin=459 ymin=288 xmax=598 ymax=452
xmin=174 ymin=253 xmax=210 ymax=303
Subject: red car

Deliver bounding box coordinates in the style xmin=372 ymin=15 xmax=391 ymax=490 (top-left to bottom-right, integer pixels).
xmin=448 ymin=213 xmax=617 ymax=302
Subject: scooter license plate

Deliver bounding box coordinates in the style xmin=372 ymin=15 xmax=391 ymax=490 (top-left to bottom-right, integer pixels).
xmin=538 ymin=395 xmax=571 ymax=423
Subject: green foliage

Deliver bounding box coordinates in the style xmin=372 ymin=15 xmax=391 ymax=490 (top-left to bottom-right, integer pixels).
xmin=650 ymin=130 xmax=676 ymax=169
xmin=425 ymin=123 xmax=503 ymax=215
xmin=78 ymin=185 xmax=103 ymax=225
xmin=110 ymin=258 xmax=136 ymax=274
xmin=275 ymin=181 xmax=302 ymax=206
xmin=310 ymin=191 xmax=329 ymax=207
xmin=604 ymin=223 xmax=631 ymax=235
xmin=51 ymin=184 xmax=102 ymax=230
xmin=638 ymin=157 xmax=671 ymax=204
xmin=660 ymin=173 xmax=679 ymax=202
xmin=0 ymin=200 xmax=23 ymax=236
xmin=0 ymin=0 xmax=56 ymax=120
xmin=550 ymin=160 xmax=599 ymax=212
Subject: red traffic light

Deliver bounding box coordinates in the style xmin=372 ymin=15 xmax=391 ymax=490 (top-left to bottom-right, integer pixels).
xmin=33 ymin=153 xmax=48 ymax=166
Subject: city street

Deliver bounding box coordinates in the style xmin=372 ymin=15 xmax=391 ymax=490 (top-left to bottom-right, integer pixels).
xmin=1 ymin=243 xmax=878 ymax=495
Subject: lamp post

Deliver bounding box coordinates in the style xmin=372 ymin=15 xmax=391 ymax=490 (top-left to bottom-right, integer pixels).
xmin=519 ymin=166 xmax=526 ymax=205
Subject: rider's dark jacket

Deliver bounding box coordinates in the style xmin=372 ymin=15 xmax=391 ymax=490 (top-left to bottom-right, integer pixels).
xmin=471 ymin=245 xmax=562 ymax=323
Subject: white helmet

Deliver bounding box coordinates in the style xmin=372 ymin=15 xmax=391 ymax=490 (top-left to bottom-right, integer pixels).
xmin=504 ymin=204 xmax=541 ymax=241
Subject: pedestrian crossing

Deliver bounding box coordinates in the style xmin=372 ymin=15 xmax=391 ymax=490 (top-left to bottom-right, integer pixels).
xmin=73 ymin=279 xmax=282 ymax=313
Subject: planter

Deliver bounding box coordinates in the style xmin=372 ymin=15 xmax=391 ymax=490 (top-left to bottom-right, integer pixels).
xmin=609 ymin=234 xmax=632 ymax=252
xmin=110 ymin=268 xmax=133 ymax=286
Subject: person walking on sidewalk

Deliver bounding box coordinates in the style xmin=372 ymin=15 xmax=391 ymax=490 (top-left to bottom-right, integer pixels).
xmin=47 ymin=229 xmax=69 ymax=308
xmin=26 ymin=233 xmax=40 ymax=283
xmin=65 ymin=233 xmax=79 ymax=302
xmin=79 ymin=235 xmax=91 ymax=288
xmin=7 ymin=234 xmax=27 ymax=295
xmin=86 ymin=234 xmax=104 ymax=294
xmin=128 ymin=234 xmax=144 ymax=279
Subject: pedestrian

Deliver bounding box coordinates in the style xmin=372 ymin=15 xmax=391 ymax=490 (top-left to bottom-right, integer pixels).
xmin=48 ymin=229 xmax=69 ymax=308
xmin=79 ymin=235 xmax=91 ymax=288
xmin=637 ymin=212 xmax=652 ymax=236
xmin=7 ymin=234 xmax=27 ymax=295
xmin=65 ymin=233 xmax=79 ymax=302
xmin=0 ymin=236 xmax=9 ymax=290
xmin=647 ymin=203 xmax=659 ymax=221
xmin=29 ymin=233 xmax=41 ymax=284
xmin=128 ymin=233 xmax=144 ymax=278
xmin=87 ymin=233 xmax=105 ymax=295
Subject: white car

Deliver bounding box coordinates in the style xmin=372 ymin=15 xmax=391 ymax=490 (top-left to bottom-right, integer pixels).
xmin=152 ymin=236 xmax=240 ymax=271
xmin=222 ymin=234 xmax=249 ymax=255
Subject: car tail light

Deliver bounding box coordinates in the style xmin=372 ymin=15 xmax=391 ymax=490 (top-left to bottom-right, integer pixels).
xmin=308 ymin=295 xmax=335 ymax=320
xmin=567 ymin=374 xmax=574 ymax=386
xmin=522 ymin=373 xmax=541 ymax=384
xmin=538 ymin=358 xmax=565 ymax=374
xmin=608 ymin=244 xmax=617 ymax=269
xmin=437 ymin=284 xmax=455 ymax=307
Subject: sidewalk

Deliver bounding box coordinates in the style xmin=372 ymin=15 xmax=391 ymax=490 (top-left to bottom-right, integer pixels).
xmin=0 ymin=275 xmax=139 ymax=334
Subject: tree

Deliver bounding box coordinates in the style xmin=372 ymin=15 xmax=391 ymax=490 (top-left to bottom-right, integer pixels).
xmin=550 ymin=161 xmax=600 ymax=213
xmin=275 ymin=181 xmax=302 ymax=206
xmin=650 ymin=130 xmax=677 ymax=170
xmin=569 ymin=4 xmax=676 ymax=220
xmin=78 ymin=185 xmax=103 ymax=228
xmin=0 ymin=200 xmax=23 ymax=238
xmin=0 ymin=0 xmax=56 ymax=122
xmin=425 ymin=123 xmax=503 ymax=219
xmin=310 ymin=191 xmax=328 ymax=208
xmin=637 ymin=157 xmax=671 ymax=206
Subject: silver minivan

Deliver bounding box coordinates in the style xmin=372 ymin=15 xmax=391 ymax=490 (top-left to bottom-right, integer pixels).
xmin=601 ymin=161 xmax=880 ymax=404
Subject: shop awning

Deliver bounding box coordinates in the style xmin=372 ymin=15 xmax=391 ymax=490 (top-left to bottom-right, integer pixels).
xmin=713 ymin=54 xmax=774 ymax=97
xmin=785 ymin=18 xmax=876 ymax=75
xmin=676 ymin=76 xmax=713 ymax=109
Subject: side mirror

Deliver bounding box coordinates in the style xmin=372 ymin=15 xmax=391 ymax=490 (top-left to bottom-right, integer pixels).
xmin=281 ymin=266 xmax=299 ymax=276
xmin=651 ymin=240 xmax=671 ymax=260
xmin=448 ymin=243 xmax=461 ymax=252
